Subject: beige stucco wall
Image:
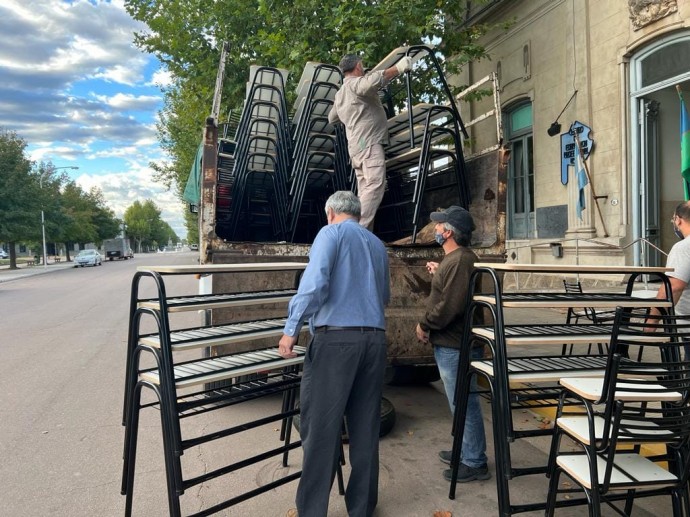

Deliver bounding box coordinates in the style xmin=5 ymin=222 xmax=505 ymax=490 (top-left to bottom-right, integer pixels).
xmin=459 ymin=0 xmax=690 ymax=265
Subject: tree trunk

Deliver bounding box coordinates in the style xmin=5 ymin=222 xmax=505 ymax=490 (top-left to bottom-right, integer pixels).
xmin=8 ymin=241 xmax=17 ymax=270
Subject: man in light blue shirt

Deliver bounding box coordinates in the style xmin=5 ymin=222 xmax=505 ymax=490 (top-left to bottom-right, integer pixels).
xmin=279 ymin=191 xmax=390 ymax=517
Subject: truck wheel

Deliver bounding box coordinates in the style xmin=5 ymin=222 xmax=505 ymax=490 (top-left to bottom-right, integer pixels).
xmin=292 ymin=396 xmax=396 ymax=441
xmin=385 ymin=365 xmax=440 ymax=386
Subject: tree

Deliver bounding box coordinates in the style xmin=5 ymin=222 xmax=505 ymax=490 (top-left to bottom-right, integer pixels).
xmin=124 ymin=199 xmax=178 ymax=252
xmin=184 ymin=209 xmax=199 ymax=246
xmin=124 ymin=0 xmax=502 ymax=239
xmin=50 ymin=181 xmax=120 ymax=262
xmin=0 ymin=129 xmax=40 ymax=269
xmin=87 ymin=187 xmax=122 ymax=243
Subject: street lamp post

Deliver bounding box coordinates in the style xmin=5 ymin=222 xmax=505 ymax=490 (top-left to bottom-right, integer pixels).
xmin=41 ymin=165 xmax=79 ymax=268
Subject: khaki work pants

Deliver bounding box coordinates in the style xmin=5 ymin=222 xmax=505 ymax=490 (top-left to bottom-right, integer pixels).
xmin=351 ymin=144 xmax=386 ymax=230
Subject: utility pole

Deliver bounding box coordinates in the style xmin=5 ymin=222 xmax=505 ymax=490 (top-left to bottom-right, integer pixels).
xmin=211 ymin=41 xmax=229 ymax=123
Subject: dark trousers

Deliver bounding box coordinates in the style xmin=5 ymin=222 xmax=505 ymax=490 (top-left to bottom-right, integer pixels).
xmin=296 ymin=329 xmax=387 ymax=517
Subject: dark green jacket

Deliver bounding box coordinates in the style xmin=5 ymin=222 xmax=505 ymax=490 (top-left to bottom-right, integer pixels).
xmin=419 ymin=246 xmax=477 ymax=349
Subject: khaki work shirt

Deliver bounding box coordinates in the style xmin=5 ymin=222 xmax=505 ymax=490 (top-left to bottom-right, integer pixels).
xmin=328 ymin=71 xmax=390 ymax=159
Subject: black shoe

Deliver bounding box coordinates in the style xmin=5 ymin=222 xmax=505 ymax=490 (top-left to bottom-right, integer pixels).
xmin=439 ymin=450 xmax=452 ymax=464
xmin=443 ymin=464 xmax=491 ymax=483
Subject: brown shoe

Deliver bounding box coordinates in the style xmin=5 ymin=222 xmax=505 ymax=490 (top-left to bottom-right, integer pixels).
xmin=286 ymin=509 xmax=298 ymax=517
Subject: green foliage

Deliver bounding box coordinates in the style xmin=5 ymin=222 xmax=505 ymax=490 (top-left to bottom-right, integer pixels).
xmin=26 ymin=163 xmax=121 ymax=251
xmin=184 ymin=210 xmax=199 ymax=246
xmin=124 ymin=199 xmax=179 ymax=252
xmin=124 ymin=0 xmax=501 ymax=239
xmin=0 ymin=129 xmax=39 ymax=247
xmin=87 ymin=187 xmax=122 ymax=242
xmin=0 ymin=131 xmax=121 ymax=266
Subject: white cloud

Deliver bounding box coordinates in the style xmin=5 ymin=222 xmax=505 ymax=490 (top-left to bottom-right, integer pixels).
xmin=0 ymin=1 xmax=152 ymax=87
xmin=76 ymin=169 xmax=187 ymax=239
xmin=149 ymin=68 xmax=173 ymax=88
xmin=92 ymin=92 xmax=162 ymax=110
xmin=0 ymin=0 xmax=187 ymax=239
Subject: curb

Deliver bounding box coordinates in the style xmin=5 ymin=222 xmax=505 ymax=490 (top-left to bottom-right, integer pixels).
xmin=0 ymin=262 xmax=75 ymax=284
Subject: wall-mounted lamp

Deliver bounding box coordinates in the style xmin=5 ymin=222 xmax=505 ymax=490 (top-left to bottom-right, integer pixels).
xmin=547 ymin=90 xmax=578 ymax=137
xmin=547 ymin=122 xmax=562 ymax=137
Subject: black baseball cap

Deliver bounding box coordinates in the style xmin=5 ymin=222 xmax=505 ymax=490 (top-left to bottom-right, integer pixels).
xmin=430 ymin=206 xmax=475 ymax=233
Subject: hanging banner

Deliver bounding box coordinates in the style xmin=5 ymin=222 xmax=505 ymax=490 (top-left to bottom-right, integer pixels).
xmin=560 ymin=121 xmax=594 ymax=185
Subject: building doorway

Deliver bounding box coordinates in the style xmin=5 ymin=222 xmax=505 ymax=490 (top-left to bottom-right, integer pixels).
xmin=630 ymin=30 xmax=690 ymax=266
xmin=505 ymin=102 xmax=535 ymax=239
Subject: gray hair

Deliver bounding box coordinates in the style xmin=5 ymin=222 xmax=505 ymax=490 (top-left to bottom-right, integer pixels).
xmin=325 ymin=191 xmax=361 ymax=218
xmin=339 ymin=54 xmax=362 ymax=74
xmin=442 ymin=222 xmax=471 ymax=247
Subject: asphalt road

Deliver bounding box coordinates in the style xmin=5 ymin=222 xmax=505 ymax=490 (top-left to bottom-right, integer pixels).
xmin=0 ymin=253 xmax=667 ymax=516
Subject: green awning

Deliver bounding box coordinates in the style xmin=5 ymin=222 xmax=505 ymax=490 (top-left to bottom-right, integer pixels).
xmin=183 ymin=143 xmax=203 ymax=206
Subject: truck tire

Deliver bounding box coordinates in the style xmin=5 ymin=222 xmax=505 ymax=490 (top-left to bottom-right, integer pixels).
xmin=292 ymin=396 xmax=396 ymax=441
xmin=385 ymin=365 xmax=440 ymax=385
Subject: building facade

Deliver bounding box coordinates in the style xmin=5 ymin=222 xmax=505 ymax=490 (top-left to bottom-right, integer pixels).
xmin=457 ymin=0 xmax=690 ymax=267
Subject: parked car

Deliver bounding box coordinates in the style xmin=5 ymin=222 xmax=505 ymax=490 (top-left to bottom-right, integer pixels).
xmin=0 ymin=249 xmax=8 ymax=259
xmin=190 ymin=243 xmax=199 ymax=251
xmin=74 ymin=249 xmax=102 ymax=267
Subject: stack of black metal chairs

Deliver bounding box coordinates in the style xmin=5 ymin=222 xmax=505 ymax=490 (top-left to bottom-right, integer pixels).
xmin=371 ymin=45 xmax=470 ymax=242
xmin=213 ymin=45 xmax=470 ymax=244
xmin=288 ymin=62 xmax=348 ymax=243
xmin=216 ymin=66 xmax=292 ymax=242
xmin=215 ymin=109 xmax=241 ymax=226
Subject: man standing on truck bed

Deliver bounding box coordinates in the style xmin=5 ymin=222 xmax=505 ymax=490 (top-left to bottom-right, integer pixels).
xmin=415 ymin=206 xmax=490 ymax=484
xmin=278 ymin=191 xmax=390 ymax=517
xmin=328 ymin=53 xmax=411 ymax=230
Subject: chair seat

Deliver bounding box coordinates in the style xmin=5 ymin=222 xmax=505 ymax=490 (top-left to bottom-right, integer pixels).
xmin=140 ymin=318 xmax=304 ymax=352
xmin=473 ymin=324 xmax=616 ymax=345
xmin=570 ymin=308 xmax=617 ymax=319
xmin=557 ymin=415 xmax=671 ymax=445
xmin=559 ymin=377 xmax=682 ymax=402
xmin=140 ymin=345 xmax=307 ymax=389
xmin=472 ymin=355 xmax=608 ymax=383
xmin=557 ymin=452 xmax=678 ymax=490
xmin=138 ymin=289 xmax=297 ymax=312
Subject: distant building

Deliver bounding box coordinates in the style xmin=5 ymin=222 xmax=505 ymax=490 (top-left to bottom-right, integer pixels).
xmin=457 ymin=0 xmax=690 ymax=266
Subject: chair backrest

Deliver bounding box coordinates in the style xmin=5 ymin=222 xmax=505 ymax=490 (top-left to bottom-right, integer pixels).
xmin=605 ymin=307 xmax=690 ymax=403
xmin=562 ymin=279 xmax=601 ymax=323
xmin=599 ymin=308 xmax=690 ymax=452
xmin=562 ymin=279 xmax=582 ymax=294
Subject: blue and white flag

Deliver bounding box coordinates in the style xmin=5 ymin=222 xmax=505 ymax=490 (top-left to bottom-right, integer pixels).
xmin=576 ymin=150 xmax=588 ymax=220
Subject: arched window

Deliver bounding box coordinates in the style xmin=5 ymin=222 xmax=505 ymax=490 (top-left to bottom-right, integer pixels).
xmin=505 ymin=102 xmax=534 ymax=239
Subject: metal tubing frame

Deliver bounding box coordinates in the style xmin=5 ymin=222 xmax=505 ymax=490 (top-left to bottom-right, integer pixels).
xmin=447 ymin=265 xmax=676 ymax=516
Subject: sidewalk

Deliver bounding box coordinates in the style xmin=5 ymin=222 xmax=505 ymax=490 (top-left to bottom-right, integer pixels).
xmin=0 ymin=260 xmax=75 ymax=283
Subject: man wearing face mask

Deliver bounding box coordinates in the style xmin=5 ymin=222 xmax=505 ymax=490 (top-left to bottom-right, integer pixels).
xmin=415 ymin=206 xmax=490 ymax=484
xmin=650 ymin=201 xmax=690 ymax=359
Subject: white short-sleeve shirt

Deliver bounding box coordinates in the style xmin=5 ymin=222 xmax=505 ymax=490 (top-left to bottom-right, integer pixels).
xmin=666 ymin=236 xmax=690 ymax=317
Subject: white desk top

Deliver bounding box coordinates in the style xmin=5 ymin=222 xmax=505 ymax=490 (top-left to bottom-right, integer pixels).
xmin=560 ymin=377 xmax=683 ymax=402
xmin=472 ymin=294 xmax=672 ymax=309
xmin=137 ymin=262 xmax=307 ymax=274
xmin=371 ymin=45 xmax=434 ymax=72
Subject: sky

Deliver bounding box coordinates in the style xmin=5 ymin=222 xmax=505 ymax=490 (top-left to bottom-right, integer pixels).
xmin=0 ymin=0 xmax=189 ymax=239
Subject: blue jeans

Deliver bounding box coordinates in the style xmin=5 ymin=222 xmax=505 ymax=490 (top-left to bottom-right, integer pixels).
xmin=434 ymin=345 xmax=487 ymax=469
